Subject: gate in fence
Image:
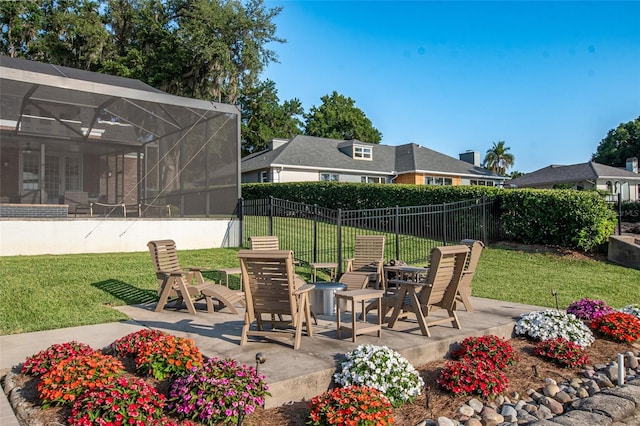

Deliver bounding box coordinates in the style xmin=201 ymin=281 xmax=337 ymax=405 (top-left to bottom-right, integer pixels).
xmin=239 ymin=196 xmax=502 ymax=273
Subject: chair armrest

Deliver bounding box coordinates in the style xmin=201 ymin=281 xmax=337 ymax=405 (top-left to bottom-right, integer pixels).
xmin=344 ymin=258 xmax=354 ymax=270
xmin=293 ymin=284 xmax=315 ymax=295
xmin=186 ymin=266 xmax=213 ymax=272
xmin=158 ymin=270 xmax=187 ymax=277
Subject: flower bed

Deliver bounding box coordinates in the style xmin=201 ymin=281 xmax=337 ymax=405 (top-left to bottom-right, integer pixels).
xmin=437 ymin=335 xmax=517 ymax=398
xmin=515 ymin=309 xmax=594 ymax=347
xmin=333 ymin=344 xmax=424 ymax=407
xmin=18 ymin=329 xmax=269 ymax=425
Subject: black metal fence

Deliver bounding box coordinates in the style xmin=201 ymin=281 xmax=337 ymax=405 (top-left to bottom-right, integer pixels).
xmin=239 ymin=196 xmax=502 ymax=273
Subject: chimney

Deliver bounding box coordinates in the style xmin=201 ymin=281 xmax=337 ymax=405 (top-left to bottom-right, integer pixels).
xmin=459 ymin=150 xmax=480 ymax=167
xmin=626 ymin=157 xmax=638 ymax=173
xmin=269 ymin=138 xmax=289 ymax=151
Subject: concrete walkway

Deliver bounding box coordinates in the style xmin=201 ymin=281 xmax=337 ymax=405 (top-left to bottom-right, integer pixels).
xmin=1 ymin=297 xmax=543 ymax=422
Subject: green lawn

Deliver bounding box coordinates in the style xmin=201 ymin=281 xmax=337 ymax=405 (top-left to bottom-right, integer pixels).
xmin=1 ymin=244 xmax=638 ymax=335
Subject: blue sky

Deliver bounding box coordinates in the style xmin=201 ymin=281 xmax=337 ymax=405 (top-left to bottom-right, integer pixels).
xmin=261 ymin=1 xmax=640 ymax=173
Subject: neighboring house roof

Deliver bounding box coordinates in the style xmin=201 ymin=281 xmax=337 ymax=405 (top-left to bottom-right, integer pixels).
xmin=242 ymin=135 xmax=503 ymax=179
xmin=509 ymin=162 xmax=640 ymax=187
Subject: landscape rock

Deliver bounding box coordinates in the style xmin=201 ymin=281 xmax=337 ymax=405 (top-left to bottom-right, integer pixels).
xmin=627 ymin=352 xmax=639 ymax=369
xmin=458 ymin=404 xmax=475 ymax=417
xmin=601 ymin=385 xmax=640 ymax=406
xmin=544 ymin=384 xmax=560 ymax=397
xmin=571 ymin=394 xmax=635 ymax=422
xmin=467 ymin=398 xmax=484 ymax=413
xmin=541 ymin=396 xmax=564 ymax=415
xmin=549 ymin=409 xmax=613 ymax=426
xmin=554 ymin=390 xmax=573 ymax=404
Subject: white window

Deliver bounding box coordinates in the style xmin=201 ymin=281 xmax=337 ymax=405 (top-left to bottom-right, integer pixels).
xmin=260 ymin=171 xmax=269 ymax=183
xmin=425 ymin=176 xmax=453 ymax=186
xmin=320 ymin=173 xmax=339 ymax=182
xmin=353 ymin=145 xmax=372 ymax=160
xmin=22 ymin=152 xmax=40 ymax=191
xmin=470 ymin=179 xmax=495 ymax=187
xmin=361 ymin=176 xmax=385 ymax=184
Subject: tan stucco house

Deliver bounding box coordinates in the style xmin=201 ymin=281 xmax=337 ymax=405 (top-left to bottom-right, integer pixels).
xmin=241 ymin=136 xmax=506 ymax=187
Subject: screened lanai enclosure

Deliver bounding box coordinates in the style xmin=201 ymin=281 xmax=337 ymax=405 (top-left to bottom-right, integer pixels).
xmin=0 ymin=56 xmax=240 ymax=217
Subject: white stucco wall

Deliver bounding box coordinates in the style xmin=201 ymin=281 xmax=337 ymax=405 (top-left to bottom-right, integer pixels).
xmin=279 ymin=169 xmax=318 ymax=182
xmin=0 ymin=218 xmax=240 ymax=256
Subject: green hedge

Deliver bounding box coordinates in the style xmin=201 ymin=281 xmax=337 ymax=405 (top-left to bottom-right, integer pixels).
xmin=241 ymin=183 xmax=617 ymax=252
xmin=242 ymin=182 xmax=501 ymax=209
xmin=500 ymin=189 xmax=617 ymax=251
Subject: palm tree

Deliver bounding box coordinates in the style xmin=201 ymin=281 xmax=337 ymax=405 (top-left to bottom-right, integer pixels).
xmin=483 ymin=141 xmax=515 ymax=175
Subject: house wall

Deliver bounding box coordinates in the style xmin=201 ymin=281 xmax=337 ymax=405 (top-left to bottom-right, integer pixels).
xmin=0 ymin=148 xmax=19 ymax=202
xmin=84 ymin=154 xmax=102 ymax=199
xmin=0 ymin=218 xmax=240 ymax=256
xmin=105 ymin=155 xmax=138 ymax=204
xmin=597 ymin=180 xmax=639 ymax=201
xmin=395 ymin=173 xmax=463 ymax=186
xmin=395 ymin=173 xmax=422 ymax=184
xmin=279 ymin=169 xmax=318 ymax=182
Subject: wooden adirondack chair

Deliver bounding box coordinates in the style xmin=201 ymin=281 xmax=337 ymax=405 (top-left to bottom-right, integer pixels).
xmin=387 ymin=245 xmax=469 ymax=336
xmin=456 ymin=239 xmax=485 ymax=312
xmin=344 ymin=235 xmax=386 ymax=289
xmin=249 ymin=236 xmax=280 ymax=251
xmin=147 ymin=239 xmax=244 ymax=315
xmin=336 ymin=271 xmax=374 ymax=314
xmin=337 ymin=272 xmax=371 ymax=291
xmin=238 ymin=249 xmax=315 ymax=350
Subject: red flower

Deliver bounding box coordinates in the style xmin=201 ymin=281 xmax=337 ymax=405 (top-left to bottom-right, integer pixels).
xmin=308 ymin=386 xmax=394 ymax=425
xmin=439 ymin=335 xmax=518 ymax=398
xmin=590 ymin=312 xmax=640 ymax=343
xmin=534 ymin=337 xmax=590 ymax=368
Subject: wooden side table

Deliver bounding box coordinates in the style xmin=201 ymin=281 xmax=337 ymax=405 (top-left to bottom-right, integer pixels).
xmin=335 ymin=289 xmax=384 ymax=342
xmin=217 ymin=267 xmax=242 ymax=290
xmin=310 ymin=262 xmax=338 ymax=282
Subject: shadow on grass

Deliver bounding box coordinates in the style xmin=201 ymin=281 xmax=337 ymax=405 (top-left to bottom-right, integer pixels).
xmin=92 ymin=279 xmax=157 ymax=305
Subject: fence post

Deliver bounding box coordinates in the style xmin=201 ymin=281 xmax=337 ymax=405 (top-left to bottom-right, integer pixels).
xmin=337 ymin=208 xmax=343 ymax=276
xmin=618 ymin=192 xmax=622 ymax=235
xmin=395 ymin=205 xmax=400 ymax=260
xmin=238 ymin=198 xmax=244 ymax=248
xmin=313 ymin=204 xmax=318 ymax=263
xmin=481 ymin=196 xmax=487 ymax=244
xmin=268 ymin=196 xmax=274 ymax=236
xmin=443 ymin=203 xmax=448 ymax=245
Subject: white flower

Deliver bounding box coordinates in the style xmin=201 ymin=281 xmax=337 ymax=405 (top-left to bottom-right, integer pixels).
xmin=333 ymin=344 xmax=424 ymax=406
xmin=515 ymin=309 xmax=594 ymax=348
xmin=620 ymin=304 xmax=640 ymax=319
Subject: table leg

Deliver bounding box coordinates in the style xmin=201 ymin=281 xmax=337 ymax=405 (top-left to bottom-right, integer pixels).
xmin=376 ymin=296 xmax=382 ymax=337
xmin=336 ymin=295 xmax=342 ymax=338
xmin=350 ymin=297 xmax=356 ymax=342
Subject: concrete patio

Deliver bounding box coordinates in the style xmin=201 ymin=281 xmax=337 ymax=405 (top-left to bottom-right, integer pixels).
xmin=0 ymin=296 xmax=544 ymax=409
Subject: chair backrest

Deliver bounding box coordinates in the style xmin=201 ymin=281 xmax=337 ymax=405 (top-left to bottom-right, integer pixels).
xmin=147 ymin=239 xmax=182 ymax=279
xmin=460 ymin=239 xmax=484 ymax=277
xmin=337 ymin=272 xmax=370 ymax=291
xmin=249 ymin=236 xmax=280 ymax=251
xmin=64 ymin=191 xmax=88 ymax=211
xmin=238 ymin=249 xmax=297 ymax=317
xmin=419 ymin=245 xmax=469 ymax=308
xmin=351 ymin=235 xmax=385 ymax=269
